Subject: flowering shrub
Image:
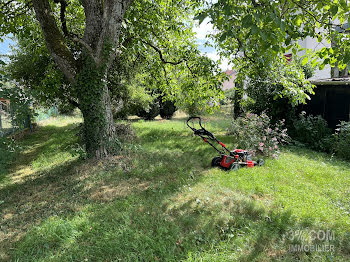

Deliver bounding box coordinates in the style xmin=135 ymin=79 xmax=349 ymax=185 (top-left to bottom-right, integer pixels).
xmin=229 ymin=112 xmax=289 ymax=158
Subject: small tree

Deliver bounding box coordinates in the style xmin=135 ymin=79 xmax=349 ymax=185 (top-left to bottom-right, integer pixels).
xmin=0 ymin=82 xmax=35 ymax=131
xmin=243 ymin=55 xmax=316 ymax=125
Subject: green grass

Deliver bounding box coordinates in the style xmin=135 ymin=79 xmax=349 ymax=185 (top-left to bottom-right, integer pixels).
xmin=0 ymin=113 xmax=350 ymax=261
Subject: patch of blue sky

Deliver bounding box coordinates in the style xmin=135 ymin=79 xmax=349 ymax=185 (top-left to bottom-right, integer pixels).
xmin=0 ymin=37 xmax=15 ymax=60
xmin=193 ymin=18 xmax=231 ymax=71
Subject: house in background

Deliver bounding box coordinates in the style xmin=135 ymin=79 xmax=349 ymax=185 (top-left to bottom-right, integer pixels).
xmin=0 ymin=98 xmax=10 ymax=112
xmin=295 ymin=24 xmax=350 ymax=128
xmin=219 ymin=26 xmax=350 ymax=128
xmin=222 ymin=69 xmax=236 ymax=91
xmin=298 ymin=36 xmax=333 ymax=80
xmin=298 ymin=23 xmax=350 ymax=80
xmin=300 ymin=78 xmax=350 ymax=129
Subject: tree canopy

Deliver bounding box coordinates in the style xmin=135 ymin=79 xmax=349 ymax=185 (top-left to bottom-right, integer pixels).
xmin=1 ymin=0 xmax=225 ymax=158
xmin=198 ymin=0 xmax=349 ymax=66
xmin=195 ymin=0 xmax=350 ymax=103
xmin=5 ymin=0 xmax=224 ymax=111
xmin=2 ymin=0 xmax=349 ymax=158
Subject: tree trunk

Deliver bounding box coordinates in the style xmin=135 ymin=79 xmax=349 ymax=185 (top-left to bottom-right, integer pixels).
xmin=76 ymin=56 xmax=116 ymax=159
xmin=32 ymin=0 xmax=133 ymax=159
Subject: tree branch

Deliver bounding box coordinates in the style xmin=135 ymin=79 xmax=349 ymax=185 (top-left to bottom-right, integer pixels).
xmin=162 ymin=65 xmax=170 ymax=86
xmin=32 ymin=0 xmax=77 ymax=83
xmin=0 ymin=0 xmax=16 ymax=9
xmin=185 ymin=62 xmax=196 ymax=77
xmin=66 ymin=97 xmax=80 ymax=108
xmin=141 ymin=40 xmax=184 ymax=65
xmin=235 ymin=34 xmax=256 ymax=64
xmin=53 ymin=0 xmax=69 ymax=37
xmin=71 ymin=36 xmax=99 ymax=63
xmin=81 ymin=0 xmax=103 ymax=50
xmin=95 ymin=0 xmax=134 ymax=66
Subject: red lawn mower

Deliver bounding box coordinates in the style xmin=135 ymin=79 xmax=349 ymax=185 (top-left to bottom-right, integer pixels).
xmin=187 ymin=117 xmax=265 ymax=171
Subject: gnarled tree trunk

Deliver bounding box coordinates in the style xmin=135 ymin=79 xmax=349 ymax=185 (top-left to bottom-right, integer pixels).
xmin=79 ymin=85 xmax=116 ymax=158
xmin=32 ymin=0 xmax=133 ymax=158
xmin=76 ymin=55 xmax=116 ymax=158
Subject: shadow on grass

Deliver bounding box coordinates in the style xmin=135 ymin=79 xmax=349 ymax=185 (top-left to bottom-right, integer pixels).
xmin=0 ymin=124 xmax=83 ymax=258
xmin=11 ymin=181 xmax=350 ymax=261
xmin=2 ymin=123 xmax=350 ymax=261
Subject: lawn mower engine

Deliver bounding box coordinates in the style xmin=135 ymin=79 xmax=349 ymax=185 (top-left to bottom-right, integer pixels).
xmin=211 ymin=149 xmax=264 ymax=171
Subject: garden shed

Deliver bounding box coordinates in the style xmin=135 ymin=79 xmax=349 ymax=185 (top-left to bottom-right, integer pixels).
xmin=300 ymin=78 xmax=350 ymax=129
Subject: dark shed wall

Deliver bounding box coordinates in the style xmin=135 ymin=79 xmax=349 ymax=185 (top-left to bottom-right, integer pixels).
xmin=300 ymin=85 xmax=350 ymax=129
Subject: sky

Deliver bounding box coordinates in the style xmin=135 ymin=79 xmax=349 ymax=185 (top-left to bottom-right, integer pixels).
xmin=0 ymin=19 xmax=231 ymax=70
xmin=0 ymin=38 xmax=14 ymax=58
xmin=193 ymin=18 xmax=232 ymax=71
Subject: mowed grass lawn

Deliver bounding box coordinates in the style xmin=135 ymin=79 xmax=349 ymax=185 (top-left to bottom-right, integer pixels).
xmin=0 ymin=113 xmax=350 ymax=261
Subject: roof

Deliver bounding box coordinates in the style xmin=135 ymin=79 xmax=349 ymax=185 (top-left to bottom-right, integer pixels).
xmin=310 ymin=77 xmax=350 ymax=86
xmin=224 ymin=69 xmax=235 ymax=76
xmin=222 ymin=69 xmax=236 ymax=91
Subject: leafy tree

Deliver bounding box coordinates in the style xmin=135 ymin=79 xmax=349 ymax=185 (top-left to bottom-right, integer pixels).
xmin=242 ymin=56 xmax=316 ymax=130
xmin=196 ymin=0 xmax=350 ymax=104
xmin=6 ymin=29 xmax=74 ymax=110
xmin=0 ymin=62 xmax=35 ymax=131
xmin=1 ymin=0 xmax=224 ymax=158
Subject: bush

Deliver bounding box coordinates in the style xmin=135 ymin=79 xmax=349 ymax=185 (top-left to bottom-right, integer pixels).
xmin=111 ymin=84 xmax=154 ymax=120
xmin=0 ymin=136 xmax=20 ymax=174
xmin=57 ymin=102 xmax=76 ymax=115
xmin=221 ymin=88 xmax=235 ymax=105
xmin=292 ymin=112 xmax=333 ymax=152
xmin=136 ymin=100 xmax=160 ymax=120
xmin=229 ymin=112 xmax=289 ymax=158
xmin=334 ymin=121 xmax=350 ymax=160
xmin=181 ymin=102 xmax=203 ymax=117
xmin=159 ymin=100 xmax=176 ymax=119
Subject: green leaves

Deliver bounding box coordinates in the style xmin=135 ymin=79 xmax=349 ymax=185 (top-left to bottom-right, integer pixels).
xmin=301 ymin=57 xmax=309 ymax=66
xmin=343 ymin=52 xmax=350 ymax=64
xmin=330 ymin=5 xmax=339 ymax=17
xmin=194 ymin=12 xmax=207 ymax=25
xmin=295 ymin=17 xmax=303 ymax=27
xmin=242 ymin=14 xmax=253 ymax=28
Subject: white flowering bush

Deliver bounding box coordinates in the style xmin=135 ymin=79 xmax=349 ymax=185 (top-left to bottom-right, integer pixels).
xmin=229 ymin=112 xmax=289 ymax=158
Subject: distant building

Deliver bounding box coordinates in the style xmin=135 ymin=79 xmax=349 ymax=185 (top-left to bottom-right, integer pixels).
xmin=298 ymin=22 xmax=349 ymax=80
xmin=299 ymin=78 xmax=350 ymax=128
xmin=0 ymin=98 xmax=10 ymax=113
xmin=222 ymin=69 xmax=236 ymax=90
xmin=295 ymin=24 xmax=350 ymax=128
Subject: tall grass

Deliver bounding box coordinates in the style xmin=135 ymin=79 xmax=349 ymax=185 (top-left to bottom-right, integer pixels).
xmin=0 ymin=114 xmax=349 ymax=261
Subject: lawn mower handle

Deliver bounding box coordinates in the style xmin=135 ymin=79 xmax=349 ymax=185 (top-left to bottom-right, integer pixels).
xmin=186 ymin=116 xmax=204 ymax=131
xmin=187 ymin=116 xmax=231 ymax=155
xmin=187 ymin=116 xmax=217 ymax=140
